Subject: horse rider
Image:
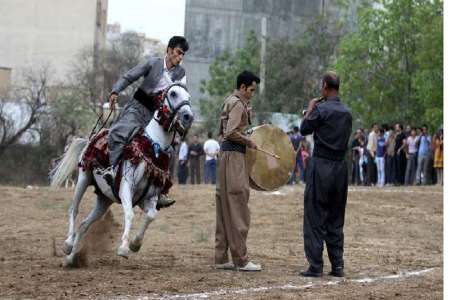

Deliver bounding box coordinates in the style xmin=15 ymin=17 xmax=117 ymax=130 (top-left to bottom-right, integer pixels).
xmin=105 ymin=36 xmax=189 ymax=208
xmin=214 ymin=70 xmax=261 ymax=272
xmin=299 ymin=71 xmax=352 ymax=277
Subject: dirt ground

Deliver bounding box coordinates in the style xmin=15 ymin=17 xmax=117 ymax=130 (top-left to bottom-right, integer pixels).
xmin=0 ymin=183 xmax=442 ymax=299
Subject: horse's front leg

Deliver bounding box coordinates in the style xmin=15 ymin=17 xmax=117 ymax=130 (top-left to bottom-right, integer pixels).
xmin=63 ymin=169 xmax=92 ymax=255
xmin=117 ymin=165 xmax=136 ymax=258
xmin=129 ymin=188 xmax=159 ymax=253
xmin=64 ymin=195 xmax=112 ymax=267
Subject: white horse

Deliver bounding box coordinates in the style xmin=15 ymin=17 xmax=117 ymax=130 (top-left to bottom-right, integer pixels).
xmin=50 ymin=83 xmax=193 ymax=267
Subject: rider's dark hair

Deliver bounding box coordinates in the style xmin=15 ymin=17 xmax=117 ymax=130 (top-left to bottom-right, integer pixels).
xmin=236 ymin=70 xmax=260 ymax=89
xmin=322 ymin=71 xmax=340 ymax=91
xmin=168 ymin=36 xmax=189 ymax=52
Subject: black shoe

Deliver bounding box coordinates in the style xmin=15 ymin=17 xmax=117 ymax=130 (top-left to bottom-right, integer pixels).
xmin=156 ymin=195 xmax=176 ymax=210
xmin=300 ymin=267 xmax=322 ymax=277
xmin=329 ymin=267 xmax=344 ymax=277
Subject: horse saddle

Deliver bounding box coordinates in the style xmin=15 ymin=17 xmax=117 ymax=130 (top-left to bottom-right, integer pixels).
xmin=80 ymin=129 xmax=172 ymax=196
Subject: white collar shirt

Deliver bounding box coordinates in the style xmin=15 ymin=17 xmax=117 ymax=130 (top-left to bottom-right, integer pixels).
xmin=179 ymin=141 xmax=188 ymax=161
xmin=153 ymin=56 xmax=187 ymax=93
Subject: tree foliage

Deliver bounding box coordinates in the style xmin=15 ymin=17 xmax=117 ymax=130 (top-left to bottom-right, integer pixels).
xmin=335 ymin=0 xmax=443 ymax=130
xmin=199 ymin=32 xmax=260 ymax=133
xmin=199 ymin=17 xmax=347 ymax=131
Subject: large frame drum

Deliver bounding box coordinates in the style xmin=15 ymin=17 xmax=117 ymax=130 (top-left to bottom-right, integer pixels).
xmin=245 ymin=124 xmax=296 ymax=191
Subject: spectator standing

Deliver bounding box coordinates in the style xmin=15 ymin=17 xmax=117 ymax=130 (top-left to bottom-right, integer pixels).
xmin=203 ymin=132 xmax=220 ymax=184
xmin=366 ymin=124 xmax=379 ymax=185
xmin=358 ymin=135 xmax=367 ymax=185
xmin=394 ymin=123 xmax=407 ymax=185
xmin=385 ymin=128 xmax=396 ymax=185
xmin=288 ymin=126 xmax=304 ymax=184
xmin=404 ymin=128 xmax=419 ymax=185
xmin=376 ymin=128 xmax=387 ymax=186
xmin=433 ymin=130 xmax=443 ymax=185
xmin=188 ymin=135 xmax=204 ymax=184
xmin=351 ymin=129 xmax=363 ymax=185
xmin=177 ymin=138 xmax=189 ymax=184
xmin=415 ymin=125 xmax=432 ymax=185
xmin=300 ymin=140 xmax=311 ymax=177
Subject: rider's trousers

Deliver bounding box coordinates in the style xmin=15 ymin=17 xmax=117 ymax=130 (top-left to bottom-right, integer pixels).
xmin=108 ymin=98 xmax=154 ymax=166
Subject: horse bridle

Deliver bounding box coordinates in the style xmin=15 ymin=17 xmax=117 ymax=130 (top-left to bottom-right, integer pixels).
xmin=155 ymin=83 xmax=191 ymax=134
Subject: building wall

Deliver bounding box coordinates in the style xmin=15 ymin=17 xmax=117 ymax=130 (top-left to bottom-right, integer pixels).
xmin=0 ymin=67 xmax=12 ymax=96
xmin=0 ymin=0 xmax=107 ymax=83
xmin=184 ymin=0 xmax=359 ymax=110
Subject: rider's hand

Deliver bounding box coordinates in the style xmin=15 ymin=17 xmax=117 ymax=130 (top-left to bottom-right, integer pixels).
xmin=109 ymin=93 xmax=118 ymax=110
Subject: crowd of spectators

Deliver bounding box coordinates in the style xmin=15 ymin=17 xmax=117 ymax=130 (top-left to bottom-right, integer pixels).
xmin=350 ymin=123 xmax=443 ymax=186
xmin=288 ymin=123 xmax=443 ymax=187
xmin=172 ymin=132 xmax=220 ymax=185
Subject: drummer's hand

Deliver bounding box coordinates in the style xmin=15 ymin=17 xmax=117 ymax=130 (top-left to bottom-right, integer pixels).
xmin=109 ymin=93 xmax=118 ymax=109
xmin=248 ymin=140 xmax=258 ymax=150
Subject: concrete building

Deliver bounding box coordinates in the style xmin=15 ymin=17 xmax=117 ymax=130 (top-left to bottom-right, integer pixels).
xmin=183 ymin=0 xmax=360 ymax=109
xmin=106 ymin=23 xmax=165 ymax=58
xmin=0 ymin=0 xmax=108 ymax=85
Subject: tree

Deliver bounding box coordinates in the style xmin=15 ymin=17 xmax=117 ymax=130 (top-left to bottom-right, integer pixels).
xmin=0 ymin=66 xmax=50 ymax=157
xmin=199 ymin=32 xmax=260 ymax=133
xmin=70 ymin=31 xmax=146 ymax=111
xmin=264 ymin=15 xmax=347 ymax=114
xmin=46 ymin=87 xmax=97 ymax=151
xmin=199 ymin=16 xmax=347 ymax=131
xmin=335 ymin=0 xmax=443 ymax=130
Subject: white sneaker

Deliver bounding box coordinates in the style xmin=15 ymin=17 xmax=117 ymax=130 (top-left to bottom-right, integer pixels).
xmin=214 ymin=262 xmax=235 ymax=270
xmin=238 ymin=261 xmax=262 ymax=272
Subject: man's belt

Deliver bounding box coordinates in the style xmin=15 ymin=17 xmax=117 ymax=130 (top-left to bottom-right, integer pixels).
xmin=133 ymin=88 xmax=162 ymax=112
xmin=221 ymin=140 xmax=246 ymax=154
xmin=313 ymin=146 xmax=346 ymax=161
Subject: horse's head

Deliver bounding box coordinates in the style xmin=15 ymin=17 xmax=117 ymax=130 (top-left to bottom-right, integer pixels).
xmin=160 ymin=83 xmax=194 ymax=137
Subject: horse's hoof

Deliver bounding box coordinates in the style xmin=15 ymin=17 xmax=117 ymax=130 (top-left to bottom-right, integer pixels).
xmin=129 ymin=240 xmax=142 ymax=253
xmin=62 ymin=241 xmax=73 ymax=255
xmin=63 ymin=256 xmax=80 ymax=268
xmin=117 ymin=246 xmax=130 ymax=259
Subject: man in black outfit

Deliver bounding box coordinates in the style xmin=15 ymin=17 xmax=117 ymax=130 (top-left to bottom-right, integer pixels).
xmin=188 ymin=135 xmax=204 ymax=184
xmin=299 ymin=72 xmax=352 ymax=278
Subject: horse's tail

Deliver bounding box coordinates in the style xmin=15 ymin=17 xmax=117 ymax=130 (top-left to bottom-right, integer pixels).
xmin=50 ymin=138 xmax=88 ymax=188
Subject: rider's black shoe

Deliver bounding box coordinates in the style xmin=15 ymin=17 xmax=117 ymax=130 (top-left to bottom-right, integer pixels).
xmin=156 ymin=194 xmax=176 ymax=210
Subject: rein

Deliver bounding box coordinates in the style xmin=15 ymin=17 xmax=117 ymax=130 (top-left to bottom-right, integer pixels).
xmin=89 ymin=106 xmax=114 ymax=140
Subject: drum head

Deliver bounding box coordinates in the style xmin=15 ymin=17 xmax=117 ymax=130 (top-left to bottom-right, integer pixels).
xmin=246 ymin=124 xmax=296 ymax=191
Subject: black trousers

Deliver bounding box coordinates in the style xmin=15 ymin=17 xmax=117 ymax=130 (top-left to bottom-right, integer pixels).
xmin=303 ymin=156 xmax=348 ymax=271
xmin=177 ymin=160 xmax=188 ymax=184
xmin=189 ymin=157 xmax=201 ymax=184
xmin=367 ymin=154 xmax=377 ymax=185
xmin=385 ymin=155 xmax=395 ymax=184
xmin=394 ymin=152 xmax=407 ymax=185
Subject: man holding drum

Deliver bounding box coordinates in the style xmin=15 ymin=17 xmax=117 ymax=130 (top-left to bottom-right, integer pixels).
xmin=300 ymin=71 xmax=352 ymax=277
xmin=214 ymin=70 xmax=261 ymax=272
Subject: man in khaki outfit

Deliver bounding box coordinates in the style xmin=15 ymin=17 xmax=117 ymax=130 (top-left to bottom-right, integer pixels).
xmin=214 ymin=70 xmax=261 ymax=272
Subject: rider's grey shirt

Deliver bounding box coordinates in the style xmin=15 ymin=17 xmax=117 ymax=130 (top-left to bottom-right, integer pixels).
xmin=111 ymin=57 xmax=186 ymax=96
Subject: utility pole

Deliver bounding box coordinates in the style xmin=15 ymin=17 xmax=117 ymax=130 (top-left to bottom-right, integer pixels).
xmin=260 ymin=16 xmax=267 ymax=102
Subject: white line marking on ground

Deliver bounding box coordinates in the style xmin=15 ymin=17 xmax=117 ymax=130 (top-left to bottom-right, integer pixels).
xmin=347 ymin=188 xmax=442 ymax=194
xmin=129 ymin=268 xmax=434 ymax=300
